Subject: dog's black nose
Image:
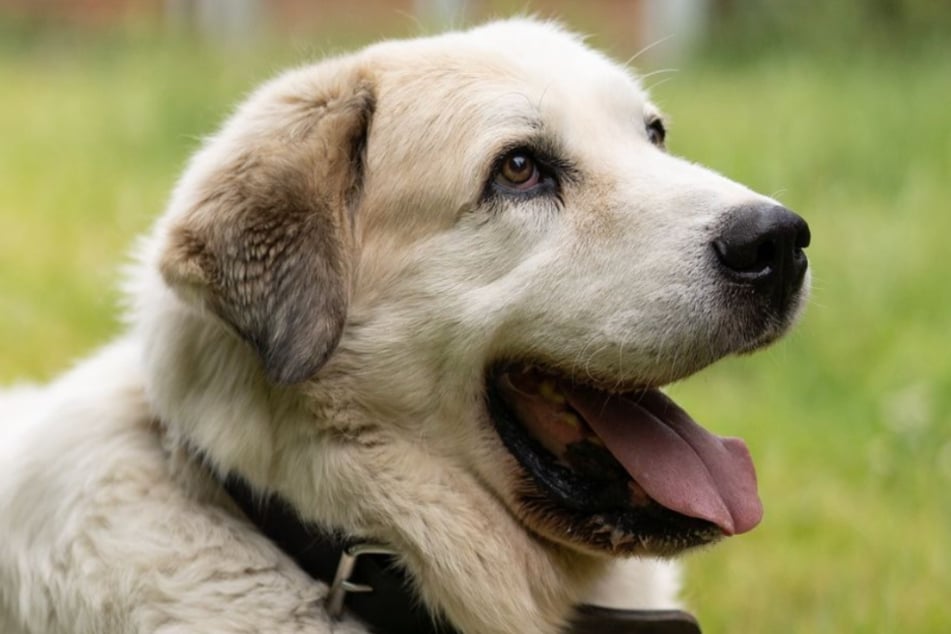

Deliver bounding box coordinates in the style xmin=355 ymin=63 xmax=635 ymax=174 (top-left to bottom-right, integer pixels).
xmin=713 ymin=203 xmax=811 ymax=310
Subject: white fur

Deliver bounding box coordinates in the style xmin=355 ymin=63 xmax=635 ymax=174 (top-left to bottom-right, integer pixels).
xmin=1 ymin=19 xmax=806 ymax=634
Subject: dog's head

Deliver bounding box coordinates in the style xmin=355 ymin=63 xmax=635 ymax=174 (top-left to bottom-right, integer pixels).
xmin=148 ymin=20 xmax=809 ymax=561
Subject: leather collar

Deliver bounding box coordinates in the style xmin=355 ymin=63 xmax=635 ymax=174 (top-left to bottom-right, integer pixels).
xmin=219 ymin=471 xmax=701 ymax=634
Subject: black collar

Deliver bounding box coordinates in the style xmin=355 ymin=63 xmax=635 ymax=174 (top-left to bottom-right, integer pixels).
xmin=220 ymin=471 xmax=702 ymax=634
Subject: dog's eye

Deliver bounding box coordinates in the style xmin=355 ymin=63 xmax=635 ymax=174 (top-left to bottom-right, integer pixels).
xmin=496 ymin=150 xmax=542 ymax=191
xmin=646 ymin=118 xmax=666 ymax=148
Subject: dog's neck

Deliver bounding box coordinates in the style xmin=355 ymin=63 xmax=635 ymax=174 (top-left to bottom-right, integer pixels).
xmin=212 ymin=465 xmax=702 ymax=634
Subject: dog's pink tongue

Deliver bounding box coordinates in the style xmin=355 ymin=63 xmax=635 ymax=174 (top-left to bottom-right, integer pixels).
xmin=567 ymin=387 xmax=762 ymax=535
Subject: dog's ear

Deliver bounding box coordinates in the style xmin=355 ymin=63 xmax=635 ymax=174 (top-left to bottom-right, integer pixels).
xmin=159 ymin=68 xmax=374 ymax=385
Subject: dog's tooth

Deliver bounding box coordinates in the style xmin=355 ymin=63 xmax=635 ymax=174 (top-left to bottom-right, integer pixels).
xmin=559 ymin=412 xmax=580 ymax=428
xmin=539 ymin=380 xmax=565 ymax=404
xmin=586 ymin=434 xmax=604 ymax=447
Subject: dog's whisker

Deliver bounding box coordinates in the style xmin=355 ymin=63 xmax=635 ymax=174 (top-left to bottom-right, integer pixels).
xmin=645 ymin=76 xmax=678 ymax=92
xmin=769 ymin=188 xmax=790 ymax=199
xmin=623 ymin=34 xmax=677 ymax=69
xmin=638 ymin=68 xmax=680 ymax=82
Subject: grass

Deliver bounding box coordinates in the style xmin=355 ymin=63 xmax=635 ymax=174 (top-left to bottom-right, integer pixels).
xmin=1 ymin=21 xmax=949 ymax=634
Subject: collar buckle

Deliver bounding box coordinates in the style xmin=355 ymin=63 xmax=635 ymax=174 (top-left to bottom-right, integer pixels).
xmin=326 ymin=542 xmax=398 ymax=619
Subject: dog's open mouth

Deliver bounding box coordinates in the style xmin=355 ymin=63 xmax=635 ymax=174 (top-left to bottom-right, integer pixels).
xmin=487 ymin=364 xmax=763 ymax=554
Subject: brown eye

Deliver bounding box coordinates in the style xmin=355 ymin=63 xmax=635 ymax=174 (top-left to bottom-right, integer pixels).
xmin=647 ymin=118 xmax=666 ymax=148
xmin=497 ymin=151 xmax=541 ymax=190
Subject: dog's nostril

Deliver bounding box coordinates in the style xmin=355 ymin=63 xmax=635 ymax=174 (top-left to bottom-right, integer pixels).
xmin=713 ymin=237 xmax=770 ymax=274
xmin=795 ymin=222 xmax=812 ymax=250
xmin=755 ymin=240 xmax=776 ymax=271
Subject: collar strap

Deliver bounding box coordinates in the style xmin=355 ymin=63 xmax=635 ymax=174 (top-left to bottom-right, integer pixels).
xmin=221 ymin=472 xmax=451 ymax=634
xmin=570 ymin=605 xmax=700 ymax=633
xmin=220 ymin=471 xmax=701 ymax=634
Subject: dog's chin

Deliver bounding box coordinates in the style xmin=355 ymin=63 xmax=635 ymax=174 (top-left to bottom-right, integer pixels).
xmin=484 ymin=361 xmax=763 ymax=558
xmin=728 ymin=276 xmax=812 ymax=356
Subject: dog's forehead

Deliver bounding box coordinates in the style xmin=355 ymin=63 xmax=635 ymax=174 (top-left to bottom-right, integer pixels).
xmin=365 ymin=20 xmax=656 ymax=196
xmin=460 ymin=19 xmax=650 ymax=108
xmin=377 ymin=23 xmax=650 ymax=117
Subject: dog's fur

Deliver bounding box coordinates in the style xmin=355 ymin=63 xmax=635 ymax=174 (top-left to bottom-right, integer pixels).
xmin=0 ymin=20 xmax=808 ymax=634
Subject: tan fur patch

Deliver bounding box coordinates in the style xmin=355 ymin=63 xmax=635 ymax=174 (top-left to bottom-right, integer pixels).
xmin=160 ymin=80 xmax=374 ymax=384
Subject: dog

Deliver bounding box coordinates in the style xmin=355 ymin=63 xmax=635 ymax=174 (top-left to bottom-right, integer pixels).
xmin=0 ymin=19 xmax=810 ymax=634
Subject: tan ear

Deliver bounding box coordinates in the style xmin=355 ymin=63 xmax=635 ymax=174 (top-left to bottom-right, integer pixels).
xmin=160 ymin=69 xmax=374 ymax=385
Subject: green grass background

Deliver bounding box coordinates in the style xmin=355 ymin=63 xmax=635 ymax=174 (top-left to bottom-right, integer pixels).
xmin=1 ymin=13 xmax=949 ymax=634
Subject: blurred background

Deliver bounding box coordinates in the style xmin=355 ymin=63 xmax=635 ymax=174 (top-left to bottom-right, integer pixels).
xmin=1 ymin=1 xmax=948 ymax=632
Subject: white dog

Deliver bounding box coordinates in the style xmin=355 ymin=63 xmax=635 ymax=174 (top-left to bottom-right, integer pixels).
xmin=0 ymin=19 xmax=810 ymax=634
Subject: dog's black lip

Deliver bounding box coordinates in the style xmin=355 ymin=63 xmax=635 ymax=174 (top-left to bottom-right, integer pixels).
xmin=486 ymin=372 xmax=631 ymax=513
xmin=484 ymin=363 xmax=722 ymax=551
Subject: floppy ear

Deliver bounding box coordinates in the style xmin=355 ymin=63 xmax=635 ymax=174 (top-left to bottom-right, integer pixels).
xmin=159 ymin=68 xmax=374 ymax=385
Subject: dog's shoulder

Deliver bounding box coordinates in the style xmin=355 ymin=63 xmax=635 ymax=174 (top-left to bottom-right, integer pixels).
xmin=0 ymin=337 xmax=343 ymax=632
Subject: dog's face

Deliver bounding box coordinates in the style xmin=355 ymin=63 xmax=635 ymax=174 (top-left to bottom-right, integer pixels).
xmin=155 ymin=20 xmax=809 ymax=563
